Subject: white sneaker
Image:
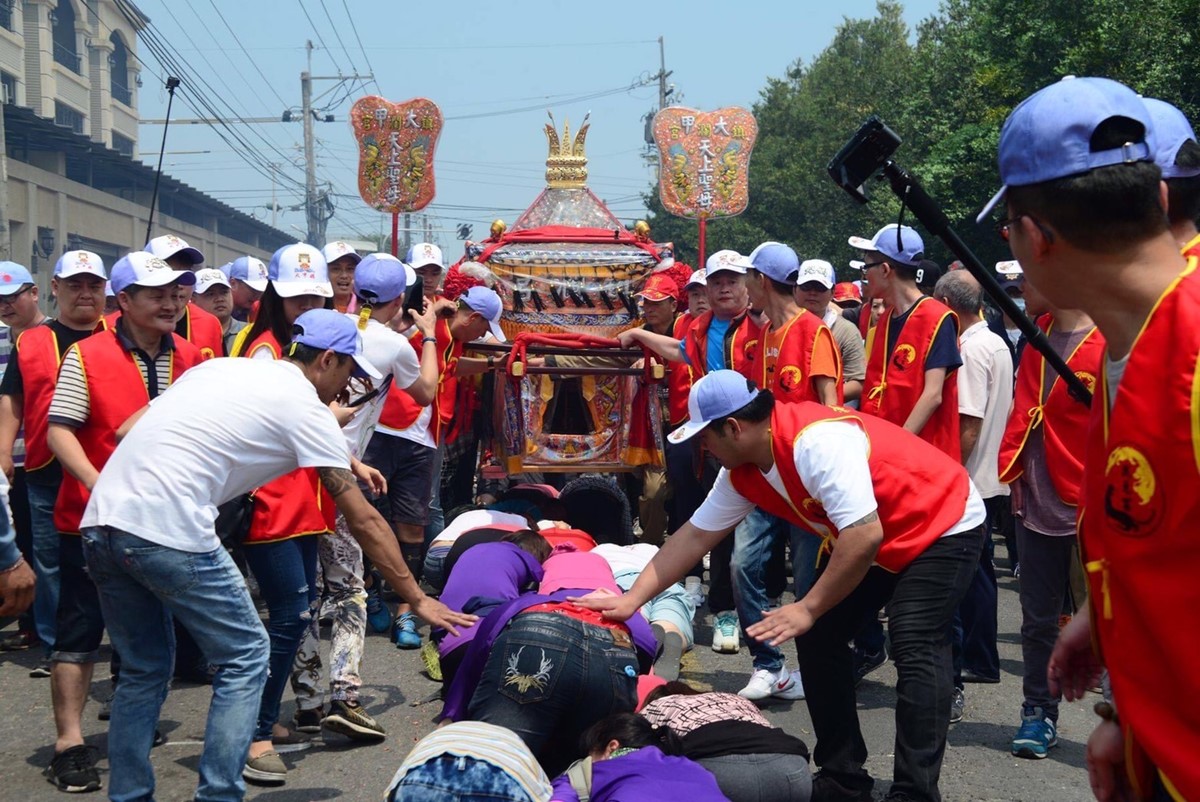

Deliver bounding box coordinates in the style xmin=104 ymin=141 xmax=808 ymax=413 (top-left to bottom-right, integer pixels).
xmin=711 ymin=610 xmax=740 ymax=653
xmin=683 ymin=577 xmax=705 ymax=612
xmin=738 ymin=666 xmax=806 ymax=701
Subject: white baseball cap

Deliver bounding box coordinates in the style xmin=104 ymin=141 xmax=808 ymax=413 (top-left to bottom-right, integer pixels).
xmin=407 ymin=242 xmax=445 ymax=270
xmin=995 ymin=260 xmax=1023 ymax=277
xmin=110 ymin=252 xmax=197 ymax=294
xmin=460 ymin=286 xmax=506 ymax=342
xmin=796 ymin=259 xmax=835 ymax=289
xmin=194 ymin=267 xmax=231 ymax=294
xmin=54 ymin=250 xmax=107 ymax=281
xmin=705 ymin=249 xmax=752 ymax=277
xmin=145 ymin=234 xmax=204 ymax=266
xmin=322 ymin=241 xmax=362 ymax=266
xmin=229 ymin=256 xmax=269 ymax=292
xmin=684 ymin=269 xmax=707 ymax=289
xmin=268 ymin=243 xmax=332 ymax=299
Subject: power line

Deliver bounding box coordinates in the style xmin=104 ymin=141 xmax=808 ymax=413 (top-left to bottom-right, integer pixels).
xmin=317 ymin=0 xmax=358 ymax=76
xmin=203 ymin=0 xmax=289 ymax=108
xmin=339 ymin=0 xmax=381 ymax=94
xmin=296 ymin=0 xmax=344 ymax=73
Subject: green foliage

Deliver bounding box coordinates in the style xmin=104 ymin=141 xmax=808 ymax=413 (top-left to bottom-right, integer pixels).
xmin=644 ymin=0 xmax=1200 ymax=280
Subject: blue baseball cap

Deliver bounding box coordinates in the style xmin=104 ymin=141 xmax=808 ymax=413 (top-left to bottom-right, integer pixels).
xmin=110 ymin=252 xmax=196 ymax=295
xmin=668 ymin=369 xmax=760 ymax=444
xmin=291 ymin=308 xmax=382 ymax=380
xmin=228 ymin=256 xmax=269 ymax=292
xmin=353 ymin=253 xmax=408 ymax=304
xmin=848 ymin=224 xmax=925 ymax=267
xmin=976 ymin=76 xmax=1155 ymax=223
xmin=459 ymin=286 xmax=506 ymax=342
xmin=749 ymin=242 xmax=800 ymax=284
xmin=0 ymin=262 xmax=34 ymax=295
xmin=1143 ymin=97 xmax=1200 ymax=179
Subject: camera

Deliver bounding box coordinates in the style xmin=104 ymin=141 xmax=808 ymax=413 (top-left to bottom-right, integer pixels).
xmin=827 ymin=116 xmax=903 ymax=204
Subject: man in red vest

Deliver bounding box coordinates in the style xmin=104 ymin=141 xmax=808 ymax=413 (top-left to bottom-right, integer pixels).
xmin=39 ymin=252 xmax=202 ymax=793
xmin=0 ymin=254 xmax=106 ymax=677
xmin=144 ymin=235 xmax=224 ymax=359
xmin=980 ymin=76 xmax=1197 ymax=801
xmin=578 ymin=370 xmax=986 ymax=802
xmin=1143 ymin=97 xmax=1200 ymax=260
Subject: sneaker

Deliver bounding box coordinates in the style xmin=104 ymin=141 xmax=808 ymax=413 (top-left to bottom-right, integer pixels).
xmin=1012 ymin=706 xmax=1058 ymax=759
xmin=683 ymin=577 xmax=705 ymax=612
xmin=711 ymin=610 xmax=740 ymax=654
xmin=739 ymin=666 xmax=805 ymax=701
xmin=0 ymin=629 xmax=36 ymax=650
xmin=392 ymin=612 xmax=422 ymax=650
xmin=1013 ymin=562 xmax=1021 ymax=578
xmin=323 ymin=699 xmax=386 ymax=741
xmin=30 ymin=659 xmax=51 ymax=678
xmin=365 ymin=581 xmax=392 ymax=634
xmin=702 ymin=552 xmax=711 ymax=572
xmin=852 ymin=646 xmax=887 ymax=686
xmin=950 ymin=687 xmax=965 ymax=724
xmin=292 ymin=706 xmax=325 ymax=734
xmin=44 ymin=744 xmax=101 ymax=793
xmin=810 ymin=770 xmax=873 ymax=802
xmin=420 ymin=640 xmax=443 ymax=681
xmin=272 ymin=728 xmax=314 ymax=754
xmin=961 ymin=667 xmax=1001 ymax=684
xmin=243 ymin=750 xmax=287 ymax=786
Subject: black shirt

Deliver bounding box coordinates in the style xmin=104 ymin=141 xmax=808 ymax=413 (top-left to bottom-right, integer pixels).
xmin=0 ymin=319 xmax=101 ymax=484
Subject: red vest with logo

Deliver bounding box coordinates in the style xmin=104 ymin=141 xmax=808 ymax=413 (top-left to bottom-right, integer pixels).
xmin=379 ymin=318 xmax=462 ymax=443
xmin=757 ymin=310 xmax=842 ymax=404
xmin=1078 ymin=260 xmax=1200 ymax=800
xmin=726 ymin=402 xmax=971 ymax=572
xmin=239 ymin=331 xmax=335 ymax=543
xmin=16 ymin=321 xmax=106 ymax=472
xmin=661 ymin=314 xmax=693 ymax=426
xmin=997 ymin=315 xmax=1103 ymax=505
xmin=862 ymin=296 xmax=961 ymax=458
xmin=683 ymin=310 xmax=761 ymax=381
xmin=182 ymin=304 xmax=225 ymax=359
xmin=54 ymin=330 xmax=201 ymax=534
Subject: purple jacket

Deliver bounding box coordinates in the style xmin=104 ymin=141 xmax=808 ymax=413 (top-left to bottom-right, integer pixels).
xmin=440 ymin=588 xmax=657 ymax=722
xmin=435 ymin=542 xmax=544 ymax=658
xmin=549 ymin=747 xmax=730 ymax=802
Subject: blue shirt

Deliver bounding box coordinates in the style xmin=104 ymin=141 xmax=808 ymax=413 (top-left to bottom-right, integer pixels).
xmin=706 ymin=317 xmax=731 ymax=374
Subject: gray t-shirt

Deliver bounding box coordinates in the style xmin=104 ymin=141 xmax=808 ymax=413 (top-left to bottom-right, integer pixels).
xmin=1014 ymin=327 xmax=1091 ymax=536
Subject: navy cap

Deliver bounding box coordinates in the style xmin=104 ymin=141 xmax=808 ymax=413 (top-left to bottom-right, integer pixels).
xmin=353 ymin=253 xmax=408 ymax=305
xmin=977 ymin=76 xmax=1155 ymax=223
xmin=668 ymin=370 xmax=760 ymax=444
xmin=749 ymin=242 xmax=800 ymax=284
xmin=291 ymin=308 xmax=382 ymax=380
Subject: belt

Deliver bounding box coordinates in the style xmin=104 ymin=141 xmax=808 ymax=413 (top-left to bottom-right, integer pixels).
xmin=522 ymin=602 xmax=634 ymax=649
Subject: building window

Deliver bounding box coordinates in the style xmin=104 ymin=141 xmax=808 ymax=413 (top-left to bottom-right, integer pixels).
xmin=112 ymin=132 xmax=134 ymax=157
xmin=54 ymin=100 xmax=84 ymax=134
xmin=1 ymin=72 xmax=14 ymax=105
xmin=51 ymin=0 xmax=81 ymax=74
xmin=109 ymin=32 xmax=132 ymax=106
xmin=0 ymin=0 xmax=13 ymax=32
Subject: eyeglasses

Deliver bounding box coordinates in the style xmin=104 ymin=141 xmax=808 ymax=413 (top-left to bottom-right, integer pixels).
xmin=995 ymin=213 xmax=1055 ymax=243
xmin=860 ymin=260 xmax=888 ymax=270
xmin=0 ymin=286 xmax=33 ymax=306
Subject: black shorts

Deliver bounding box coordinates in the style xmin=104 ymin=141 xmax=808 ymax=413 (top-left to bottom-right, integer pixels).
xmin=362 ymin=432 xmax=434 ymax=527
xmin=52 ymin=534 xmax=105 ymax=664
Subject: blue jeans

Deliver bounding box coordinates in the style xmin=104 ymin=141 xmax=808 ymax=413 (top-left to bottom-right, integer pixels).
xmin=27 ymin=481 xmax=60 ymax=652
xmin=732 ymin=509 xmax=821 ymax=672
xmin=467 ymin=612 xmax=638 ymax=775
xmin=243 ymin=535 xmax=319 ymax=742
xmin=423 ymin=442 xmax=447 ymax=546
xmin=81 ymin=527 xmax=268 ymax=802
xmin=388 ymin=755 xmax=540 ymax=802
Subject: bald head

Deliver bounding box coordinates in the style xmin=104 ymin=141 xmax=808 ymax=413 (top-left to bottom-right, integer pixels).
xmin=933 ymin=270 xmax=982 ymax=318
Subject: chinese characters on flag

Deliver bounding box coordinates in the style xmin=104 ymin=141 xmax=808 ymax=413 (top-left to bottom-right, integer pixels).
xmin=350 ymin=96 xmax=443 ymax=213
xmin=652 ymin=106 xmax=758 ymax=220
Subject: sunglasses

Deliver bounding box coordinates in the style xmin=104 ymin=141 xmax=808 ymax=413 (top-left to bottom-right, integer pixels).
xmin=994 ymin=214 xmax=1055 ymax=243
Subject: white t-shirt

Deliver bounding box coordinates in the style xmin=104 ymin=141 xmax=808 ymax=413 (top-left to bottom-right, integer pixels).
xmin=691 ymin=420 xmax=986 ymax=540
xmin=429 ymin=509 xmax=532 ymax=546
xmin=342 ymin=316 xmax=421 ymax=459
xmin=82 ymin=358 xmax=351 ymax=552
xmin=957 ymin=321 xmax=1014 ymax=498
xmin=592 ymin=542 xmax=660 ymax=576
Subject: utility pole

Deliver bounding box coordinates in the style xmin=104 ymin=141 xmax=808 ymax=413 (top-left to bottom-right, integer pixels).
xmin=657 ymin=36 xmax=672 ymax=111
xmin=0 ymin=103 xmax=9 ymax=260
xmin=302 ymin=41 xmax=322 ymax=247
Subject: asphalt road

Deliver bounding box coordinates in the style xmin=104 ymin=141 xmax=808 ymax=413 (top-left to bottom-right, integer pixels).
xmin=0 ymin=543 xmax=1095 ymax=801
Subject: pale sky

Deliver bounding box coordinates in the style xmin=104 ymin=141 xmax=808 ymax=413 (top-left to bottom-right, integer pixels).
xmin=133 ymin=0 xmax=941 ymax=250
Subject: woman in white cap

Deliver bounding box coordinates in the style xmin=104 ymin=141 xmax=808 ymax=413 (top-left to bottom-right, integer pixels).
xmin=230 ymin=243 xmax=341 ymax=786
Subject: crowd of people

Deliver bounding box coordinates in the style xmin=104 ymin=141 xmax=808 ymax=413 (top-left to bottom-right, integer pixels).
xmin=0 ymin=74 xmax=1195 ymax=802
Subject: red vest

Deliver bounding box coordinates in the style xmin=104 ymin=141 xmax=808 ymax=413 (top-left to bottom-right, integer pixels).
xmin=238 ymin=330 xmax=335 ymax=543
xmin=661 ymin=315 xmax=693 ymax=427
xmin=997 ymin=315 xmax=1103 ymax=505
xmin=1078 ymin=259 xmax=1200 ymax=800
xmin=16 ymin=321 xmax=106 ymax=472
xmin=757 ymin=309 xmax=842 ymax=404
xmin=54 ymin=330 xmax=201 ymax=534
xmin=1182 ymin=233 xmax=1200 ymax=260
xmin=379 ymin=318 xmax=462 ymax=443
xmin=181 ymin=304 xmax=225 ymax=359
xmin=862 ymin=296 xmax=961 ymax=458
xmin=726 ymin=402 xmax=971 ymax=572
xmin=683 ymin=310 xmax=761 ymax=381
